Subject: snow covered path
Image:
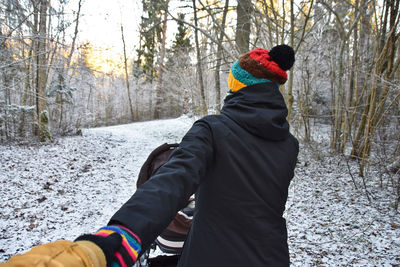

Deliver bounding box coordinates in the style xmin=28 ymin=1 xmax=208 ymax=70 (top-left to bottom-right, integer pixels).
xmin=1 ymin=116 xmax=399 ymax=266
xmin=0 ymin=117 xmax=193 ymax=261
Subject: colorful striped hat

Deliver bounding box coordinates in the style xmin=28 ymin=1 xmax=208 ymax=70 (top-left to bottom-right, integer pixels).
xmin=228 ymin=45 xmax=295 ymax=92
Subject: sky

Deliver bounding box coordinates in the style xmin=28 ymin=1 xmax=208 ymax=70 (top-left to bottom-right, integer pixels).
xmin=65 ymin=0 xmax=181 ymax=74
xmin=67 ymin=0 xmax=142 ymax=57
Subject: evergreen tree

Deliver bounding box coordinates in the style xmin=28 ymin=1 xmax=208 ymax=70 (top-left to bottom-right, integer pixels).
xmin=172 ymin=14 xmax=191 ymax=52
xmin=167 ymin=13 xmax=192 ymax=68
xmin=160 ymin=13 xmax=193 ymax=118
xmin=135 ymin=0 xmax=165 ymax=81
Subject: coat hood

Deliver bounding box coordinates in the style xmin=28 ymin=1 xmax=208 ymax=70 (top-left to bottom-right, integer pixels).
xmin=220 ymin=82 xmax=289 ymax=141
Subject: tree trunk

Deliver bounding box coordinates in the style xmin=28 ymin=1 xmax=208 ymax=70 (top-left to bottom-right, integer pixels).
xmin=192 ymin=0 xmax=207 ymax=115
xmin=286 ymin=0 xmax=295 ymax=121
xmin=121 ymin=23 xmax=135 ymax=121
xmin=19 ymin=47 xmax=33 ymax=137
xmin=214 ymin=0 xmax=230 ymax=113
xmin=332 ymin=41 xmax=346 ymax=152
xmin=36 ymin=0 xmax=51 ymax=142
xmin=154 ymin=0 xmax=170 ymax=119
xmin=235 ymin=0 xmax=252 ymax=53
xmin=347 ymin=8 xmax=359 ymax=146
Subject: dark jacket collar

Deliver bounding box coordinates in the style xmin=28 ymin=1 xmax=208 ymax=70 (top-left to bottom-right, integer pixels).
xmin=220 ymin=83 xmax=289 ymax=141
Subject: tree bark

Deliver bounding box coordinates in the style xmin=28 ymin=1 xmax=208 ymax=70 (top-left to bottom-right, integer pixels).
xmin=235 ymin=0 xmax=252 ymax=53
xmin=286 ymin=0 xmax=295 ymax=121
xmin=36 ymin=0 xmax=51 ymax=142
xmin=19 ymin=46 xmax=34 ymax=137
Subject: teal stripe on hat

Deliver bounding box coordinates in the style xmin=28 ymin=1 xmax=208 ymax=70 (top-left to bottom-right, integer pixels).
xmin=231 ymin=61 xmax=272 ymax=86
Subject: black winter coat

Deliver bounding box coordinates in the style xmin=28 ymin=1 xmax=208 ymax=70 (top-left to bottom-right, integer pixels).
xmin=110 ymin=83 xmax=299 ymax=267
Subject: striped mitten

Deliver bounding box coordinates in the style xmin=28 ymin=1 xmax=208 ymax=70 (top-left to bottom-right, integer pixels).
xmin=76 ymin=225 xmax=141 ymax=267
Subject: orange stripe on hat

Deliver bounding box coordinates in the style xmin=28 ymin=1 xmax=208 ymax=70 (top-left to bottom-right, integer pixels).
xmin=228 ymin=70 xmax=247 ymax=92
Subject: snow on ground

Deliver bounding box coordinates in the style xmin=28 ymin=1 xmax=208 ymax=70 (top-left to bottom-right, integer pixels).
xmin=286 ymin=142 xmax=400 ymax=266
xmin=1 ymin=116 xmax=399 ymax=266
xmin=0 ymin=116 xmax=193 ymax=261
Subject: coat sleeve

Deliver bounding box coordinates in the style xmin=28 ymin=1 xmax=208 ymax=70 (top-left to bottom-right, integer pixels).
xmin=109 ymin=120 xmax=214 ymax=250
xmin=0 ymin=240 xmax=106 ymax=267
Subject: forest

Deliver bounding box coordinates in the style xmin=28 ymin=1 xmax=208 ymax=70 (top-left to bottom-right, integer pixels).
xmin=2 ymin=0 xmax=399 ymax=196
xmin=1 ymin=0 xmax=400 ymax=264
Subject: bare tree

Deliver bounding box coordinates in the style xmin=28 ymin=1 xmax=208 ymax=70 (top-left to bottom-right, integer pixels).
xmin=214 ymin=0 xmax=230 ymax=113
xmin=192 ymin=0 xmax=207 ymax=115
xmin=121 ymin=22 xmax=135 ymax=121
xmin=35 ymin=0 xmax=52 ymax=141
xmin=352 ymin=0 xmax=400 ymax=176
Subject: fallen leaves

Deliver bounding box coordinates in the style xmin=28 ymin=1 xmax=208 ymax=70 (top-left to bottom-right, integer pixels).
xmin=37 ymin=196 xmax=47 ymax=203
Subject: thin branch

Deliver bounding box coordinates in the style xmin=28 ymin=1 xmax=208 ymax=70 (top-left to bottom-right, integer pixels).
xmin=295 ymin=0 xmax=314 ymax=52
xmin=0 ymin=9 xmax=36 ymax=47
xmin=167 ymin=10 xmax=237 ymax=61
xmin=197 ymin=0 xmax=234 ymax=45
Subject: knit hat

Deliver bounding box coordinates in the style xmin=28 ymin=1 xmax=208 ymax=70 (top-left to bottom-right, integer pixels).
xmin=228 ymin=45 xmax=295 ymax=92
